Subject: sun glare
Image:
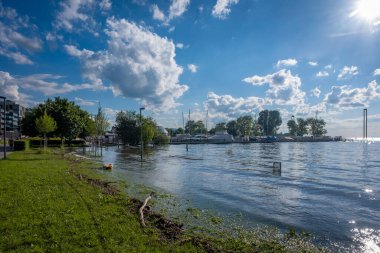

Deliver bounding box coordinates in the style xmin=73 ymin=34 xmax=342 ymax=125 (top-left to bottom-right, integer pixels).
xmin=354 ymin=0 xmax=380 ymax=22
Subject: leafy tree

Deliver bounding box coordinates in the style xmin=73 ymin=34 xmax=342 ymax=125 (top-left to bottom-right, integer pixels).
xmin=114 ymin=110 xmax=157 ymax=146
xmin=258 ymin=110 xmax=282 ymax=136
xmin=236 ymin=115 xmax=254 ymax=136
xmin=214 ymin=122 xmax=227 ymax=131
xmin=226 ymin=120 xmax=238 ymax=136
xmin=185 ymin=120 xmax=206 ymax=135
xmin=306 ymin=118 xmax=327 ymax=136
xmin=297 ymin=118 xmax=308 ymax=136
xmin=35 ymin=111 xmax=57 ymax=151
xmin=21 ymin=108 xmax=39 ymax=137
xmin=176 ymin=127 xmax=185 ymax=134
xmin=287 ymin=119 xmax=298 ymax=136
xmin=94 ymin=106 xmax=110 ymax=136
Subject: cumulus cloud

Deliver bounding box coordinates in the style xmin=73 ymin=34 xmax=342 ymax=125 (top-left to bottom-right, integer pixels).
xmin=65 ymin=18 xmax=188 ymax=111
xmin=276 ymin=58 xmax=298 ymax=68
xmin=0 ymin=3 xmax=42 ymax=64
xmin=311 ymin=87 xmax=321 ymax=98
xmin=325 ymin=64 xmax=333 ymax=69
xmin=316 ymin=71 xmax=329 ymax=77
xmin=338 ymin=65 xmax=358 ymax=80
xmin=243 ymin=69 xmax=305 ymax=105
xmin=74 ymin=97 xmax=96 ymax=106
xmin=212 ymin=0 xmax=239 ymax=19
xmin=187 ymin=64 xmax=198 ymax=73
xmin=374 ymin=69 xmax=380 ymax=76
xmin=308 ymin=61 xmax=318 ymax=66
xmin=324 ymin=80 xmax=380 ymax=109
xmin=205 ymin=92 xmax=266 ymax=120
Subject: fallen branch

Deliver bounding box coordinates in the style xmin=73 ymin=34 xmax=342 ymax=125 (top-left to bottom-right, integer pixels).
xmin=139 ymin=192 xmax=155 ymax=227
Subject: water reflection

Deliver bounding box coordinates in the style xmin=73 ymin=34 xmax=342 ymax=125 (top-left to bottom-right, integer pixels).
xmin=88 ymin=142 xmax=380 ymax=252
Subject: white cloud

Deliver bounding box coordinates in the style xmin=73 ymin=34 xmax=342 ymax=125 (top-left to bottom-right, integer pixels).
xmin=99 ymin=0 xmax=112 ymax=11
xmin=65 ymin=18 xmax=188 ymax=111
xmin=324 ymin=80 xmax=380 ymax=109
xmin=151 ymin=0 xmax=191 ymax=24
xmin=0 ymin=71 xmax=106 ymax=100
xmin=316 ymin=71 xmax=329 ymax=77
xmin=0 ymin=3 xmax=42 ymax=64
xmin=308 ymin=61 xmax=318 ymax=66
xmin=169 ymin=0 xmax=191 ymax=20
xmin=311 ymin=87 xmax=321 ymax=98
xmin=187 ymin=64 xmax=198 ymax=73
xmin=276 ymin=58 xmax=298 ymax=68
xmin=74 ymin=97 xmax=96 ymax=106
xmin=374 ymin=69 xmax=380 ymax=76
xmin=176 ymin=43 xmax=184 ymax=49
xmin=325 ymin=64 xmax=333 ymax=69
xmin=212 ymin=0 xmax=239 ymax=19
xmin=205 ymin=92 xmax=266 ymax=121
xmin=243 ymin=69 xmax=305 ymax=105
xmin=55 ymin=0 xmax=96 ymax=33
xmin=338 ymin=65 xmax=359 ymax=80
xmin=151 ymin=4 xmax=165 ymax=21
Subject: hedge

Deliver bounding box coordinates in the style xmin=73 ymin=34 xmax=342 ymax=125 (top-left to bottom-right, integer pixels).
xmin=14 ymin=140 xmax=30 ymax=151
xmin=28 ymin=138 xmax=85 ymax=147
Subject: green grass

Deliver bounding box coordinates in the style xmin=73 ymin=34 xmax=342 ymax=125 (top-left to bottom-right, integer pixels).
xmin=0 ymin=151 xmax=202 ymax=252
xmin=0 ymin=150 xmax=329 ymax=253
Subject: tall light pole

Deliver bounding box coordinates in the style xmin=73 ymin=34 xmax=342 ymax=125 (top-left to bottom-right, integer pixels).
xmin=139 ymin=107 xmax=145 ymax=162
xmin=0 ymin=96 xmax=6 ymax=160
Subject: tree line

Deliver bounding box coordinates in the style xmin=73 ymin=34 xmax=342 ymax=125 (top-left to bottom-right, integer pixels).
xmin=22 ymin=97 xmax=169 ymax=146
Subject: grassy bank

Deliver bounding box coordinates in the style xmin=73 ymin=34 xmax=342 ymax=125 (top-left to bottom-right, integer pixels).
xmin=0 ymin=150 xmax=203 ymax=252
xmin=0 ymin=150 xmax=328 ymax=252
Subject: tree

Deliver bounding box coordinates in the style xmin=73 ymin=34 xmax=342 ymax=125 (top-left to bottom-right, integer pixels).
xmin=94 ymin=106 xmax=110 ymax=136
xmin=214 ymin=122 xmax=226 ymax=131
xmin=226 ymin=120 xmax=238 ymax=136
xmin=114 ymin=110 xmax=157 ymax=146
xmin=35 ymin=111 xmax=57 ymax=151
xmin=306 ymin=118 xmax=327 ymax=136
xmin=236 ymin=116 xmax=254 ymax=136
xmin=297 ymin=118 xmax=308 ymax=136
xmin=258 ymin=110 xmax=282 ymax=136
xmin=287 ymin=119 xmax=297 ymax=136
xmin=185 ymin=120 xmax=206 ymax=135
xmin=176 ymin=127 xmax=185 ymax=134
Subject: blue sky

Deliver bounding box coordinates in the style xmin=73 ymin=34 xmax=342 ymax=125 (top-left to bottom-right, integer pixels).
xmin=0 ymin=0 xmax=380 ymax=137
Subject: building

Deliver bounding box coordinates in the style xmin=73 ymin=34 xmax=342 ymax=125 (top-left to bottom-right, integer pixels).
xmin=0 ymin=100 xmax=25 ymax=139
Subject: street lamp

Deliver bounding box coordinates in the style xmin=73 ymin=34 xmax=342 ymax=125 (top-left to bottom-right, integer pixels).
xmin=0 ymin=96 xmax=6 ymax=160
xmin=139 ymin=107 xmax=145 ymax=162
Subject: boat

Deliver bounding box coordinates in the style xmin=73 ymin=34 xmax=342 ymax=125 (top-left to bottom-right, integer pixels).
xmin=207 ymin=131 xmax=234 ymax=144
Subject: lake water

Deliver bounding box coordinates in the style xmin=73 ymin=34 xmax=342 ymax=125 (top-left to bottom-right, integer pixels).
xmin=94 ymin=142 xmax=380 ymax=252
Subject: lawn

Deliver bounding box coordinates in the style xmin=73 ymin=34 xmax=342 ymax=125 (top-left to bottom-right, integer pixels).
xmin=0 ymin=150 xmax=202 ymax=252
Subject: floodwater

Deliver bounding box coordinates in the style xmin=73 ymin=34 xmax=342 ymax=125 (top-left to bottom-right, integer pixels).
xmin=93 ymin=142 xmax=380 ymax=252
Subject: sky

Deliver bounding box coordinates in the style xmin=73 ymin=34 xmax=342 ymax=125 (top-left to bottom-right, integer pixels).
xmin=0 ymin=0 xmax=380 ymax=137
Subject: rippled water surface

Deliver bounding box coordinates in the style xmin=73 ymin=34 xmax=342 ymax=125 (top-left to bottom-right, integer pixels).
xmin=95 ymin=142 xmax=380 ymax=252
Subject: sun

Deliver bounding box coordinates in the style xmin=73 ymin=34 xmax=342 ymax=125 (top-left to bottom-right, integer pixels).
xmin=353 ymin=0 xmax=380 ymax=22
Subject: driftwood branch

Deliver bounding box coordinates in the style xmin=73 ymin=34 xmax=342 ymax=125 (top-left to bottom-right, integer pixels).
xmin=139 ymin=192 xmax=155 ymax=227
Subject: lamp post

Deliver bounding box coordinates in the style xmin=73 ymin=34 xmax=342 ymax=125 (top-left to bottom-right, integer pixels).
xmin=139 ymin=107 xmax=145 ymax=162
xmin=0 ymin=96 xmax=6 ymax=160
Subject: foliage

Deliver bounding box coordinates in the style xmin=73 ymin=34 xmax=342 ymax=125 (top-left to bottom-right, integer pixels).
xmin=258 ymin=110 xmax=282 ymax=136
xmin=115 ymin=110 xmax=157 ymax=146
xmin=236 ymin=116 xmax=254 ymax=136
xmin=13 ymin=140 xmax=30 ymax=151
xmin=94 ymin=106 xmax=110 ymax=136
xmin=185 ymin=120 xmax=207 ymax=135
xmin=176 ymin=127 xmax=185 ymax=134
xmin=306 ymin=118 xmax=327 ymax=136
xmin=287 ymin=119 xmax=297 ymax=136
xmin=22 ymin=97 xmax=92 ymax=144
xmin=226 ymin=120 xmax=238 ymax=136
xmin=153 ymin=132 xmax=170 ymax=145
xmin=297 ymin=118 xmax=309 ymax=136
xmin=35 ymin=111 xmax=57 ymax=151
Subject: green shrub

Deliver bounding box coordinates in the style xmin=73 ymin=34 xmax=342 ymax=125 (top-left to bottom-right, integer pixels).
xmin=14 ymin=140 xmax=30 ymax=151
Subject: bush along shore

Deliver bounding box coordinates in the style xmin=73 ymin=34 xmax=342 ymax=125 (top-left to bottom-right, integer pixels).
xmin=0 ymin=150 xmax=330 ymax=252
